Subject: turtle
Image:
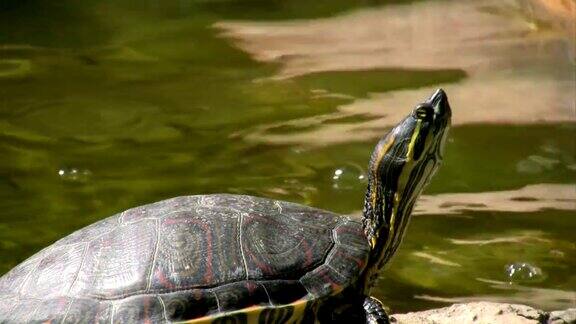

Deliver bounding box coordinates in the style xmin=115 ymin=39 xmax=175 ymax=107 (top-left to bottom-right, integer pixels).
xmin=0 ymin=89 xmax=451 ymax=324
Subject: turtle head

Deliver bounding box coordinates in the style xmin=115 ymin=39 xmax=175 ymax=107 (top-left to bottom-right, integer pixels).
xmin=363 ymin=89 xmax=451 ymax=269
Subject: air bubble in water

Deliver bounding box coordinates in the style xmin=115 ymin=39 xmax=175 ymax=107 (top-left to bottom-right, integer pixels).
xmin=58 ymin=167 xmax=92 ymax=183
xmin=505 ymin=262 xmax=544 ymax=283
xmin=332 ymin=165 xmax=367 ymax=190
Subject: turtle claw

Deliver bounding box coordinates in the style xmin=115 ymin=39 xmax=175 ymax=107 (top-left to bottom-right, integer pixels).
xmin=364 ymin=296 xmax=390 ymax=324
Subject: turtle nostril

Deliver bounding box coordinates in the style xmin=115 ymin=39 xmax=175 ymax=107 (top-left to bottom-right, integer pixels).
xmin=428 ymin=88 xmax=451 ymax=118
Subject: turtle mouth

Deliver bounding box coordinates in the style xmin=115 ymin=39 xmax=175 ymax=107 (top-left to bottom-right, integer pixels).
xmin=427 ymin=88 xmax=451 ymax=121
xmin=426 ymin=89 xmax=451 ymax=160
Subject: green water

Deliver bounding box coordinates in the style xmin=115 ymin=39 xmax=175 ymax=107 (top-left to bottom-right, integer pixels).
xmin=1 ymin=0 xmax=575 ymax=314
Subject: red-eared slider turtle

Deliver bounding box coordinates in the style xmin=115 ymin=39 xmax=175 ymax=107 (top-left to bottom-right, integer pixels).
xmin=0 ymin=90 xmax=451 ymax=323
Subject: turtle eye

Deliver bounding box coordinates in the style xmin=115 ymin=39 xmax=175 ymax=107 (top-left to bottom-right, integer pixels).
xmin=413 ymin=104 xmax=432 ymax=120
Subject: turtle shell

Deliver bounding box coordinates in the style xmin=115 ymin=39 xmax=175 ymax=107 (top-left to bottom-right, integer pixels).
xmin=0 ymin=194 xmax=369 ymax=323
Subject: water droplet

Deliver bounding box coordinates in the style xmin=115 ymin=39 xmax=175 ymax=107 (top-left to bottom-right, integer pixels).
xmin=505 ymin=262 xmax=545 ymax=283
xmin=57 ymin=167 xmax=92 ymax=183
xmin=332 ymin=165 xmax=367 ymax=190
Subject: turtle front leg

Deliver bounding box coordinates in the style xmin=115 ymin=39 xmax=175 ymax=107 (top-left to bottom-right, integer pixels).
xmin=363 ymin=296 xmax=390 ymax=324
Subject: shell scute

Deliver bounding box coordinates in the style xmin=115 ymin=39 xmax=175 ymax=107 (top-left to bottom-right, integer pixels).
xmin=334 ymin=220 xmax=369 ymax=249
xmin=121 ymin=196 xmax=203 ymax=224
xmin=261 ymin=280 xmax=308 ymax=305
xmin=299 ymin=264 xmax=348 ymax=298
xmin=298 ymin=220 xmax=369 ymax=298
xmin=56 ymin=216 xmax=120 ymax=246
xmin=241 ymin=211 xmax=333 ymax=280
xmin=114 ymin=295 xmax=164 ymax=323
xmin=61 ymin=297 xmax=112 ymax=323
xmin=20 ymin=243 xmax=85 ymax=298
xmin=325 ymin=244 xmax=368 ymax=283
xmin=214 ymin=281 xmax=269 ymax=312
xmin=69 ymin=218 xmax=157 ymax=298
xmin=7 ymin=297 xmax=43 ymax=322
xmin=327 ymin=221 xmax=370 ymax=281
xmin=276 ymin=203 xmax=341 ymax=230
xmin=0 ymin=293 xmax=18 ymax=316
xmin=149 ymin=209 xmax=245 ymax=292
xmin=0 ymin=255 xmax=40 ymax=294
xmin=160 ymin=289 xmax=218 ymax=321
xmin=5 ymin=296 xmax=109 ymax=323
xmin=31 ymin=297 xmax=70 ymax=322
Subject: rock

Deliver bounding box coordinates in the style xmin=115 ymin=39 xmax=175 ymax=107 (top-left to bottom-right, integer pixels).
xmin=549 ymin=308 xmax=576 ymax=324
xmin=391 ymin=302 xmax=576 ymax=324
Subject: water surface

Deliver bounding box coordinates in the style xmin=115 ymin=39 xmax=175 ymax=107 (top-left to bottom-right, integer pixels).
xmin=0 ymin=0 xmax=574 ymax=313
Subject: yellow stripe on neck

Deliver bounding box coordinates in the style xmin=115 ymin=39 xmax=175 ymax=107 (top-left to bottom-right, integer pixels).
xmin=377 ymin=121 xmax=421 ymax=263
xmin=369 ymin=134 xmax=396 ymax=249
xmin=405 ymin=119 xmax=422 ymax=162
xmin=375 ymin=119 xmax=421 ymax=264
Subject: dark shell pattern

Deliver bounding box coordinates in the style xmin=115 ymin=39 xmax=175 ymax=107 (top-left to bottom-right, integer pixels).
xmin=0 ymin=194 xmax=370 ymax=323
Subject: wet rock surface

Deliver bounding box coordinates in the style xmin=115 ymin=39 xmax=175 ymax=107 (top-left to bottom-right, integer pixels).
xmin=391 ymin=302 xmax=576 ymax=324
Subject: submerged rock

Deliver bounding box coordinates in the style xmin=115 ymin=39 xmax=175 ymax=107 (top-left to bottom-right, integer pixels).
xmin=391 ymin=302 xmax=575 ymax=324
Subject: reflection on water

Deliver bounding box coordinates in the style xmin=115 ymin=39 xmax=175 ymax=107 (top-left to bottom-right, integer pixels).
xmin=215 ymin=0 xmax=574 ymax=77
xmin=0 ymin=0 xmax=574 ymax=314
xmin=414 ymin=184 xmax=575 ymax=215
xmin=218 ymin=0 xmax=574 ymax=146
